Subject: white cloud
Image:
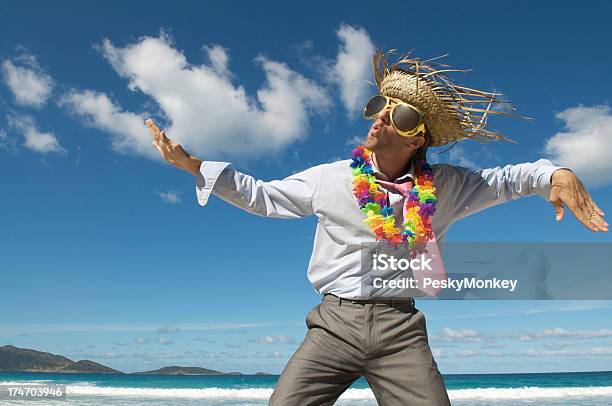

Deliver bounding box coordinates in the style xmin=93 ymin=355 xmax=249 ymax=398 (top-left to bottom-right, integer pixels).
xmin=133 ymin=338 xmax=151 ymax=344
xmin=429 ymin=143 xmax=479 ymax=169
xmin=70 ymin=32 xmax=329 ymax=160
xmin=345 ymin=134 xmax=365 ymax=148
xmin=481 ymin=342 xmax=507 ymax=349
xmin=519 ymin=327 xmax=612 ymax=341
xmin=203 ymin=44 xmax=232 ymax=79
xmin=427 ymin=311 xmax=499 ymax=320
xmin=157 ymin=337 xmax=174 ymax=345
xmin=0 ymin=321 xmax=266 ymax=335
xmin=218 ymin=351 xmax=247 ymax=359
xmin=440 ymin=327 xmax=483 ymax=343
xmin=1 ymin=53 xmax=54 ymax=108
xmin=482 ymin=350 xmax=506 ymax=357
xmin=542 ymin=342 xmax=569 ymax=351
xmin=156 ymin=190 xmax=181 ymax=204
xmin=0 ymin=129 xmax=17 ymax=151
xmin=330 ymin=24 xmax=375 ymax=117
xmin=249 ymin=335 xmax=295 ymax=344
xmin=522 ymin=301 xmax=612 ymax=314
xmin=449 ymin=144 xmax=478 ymax=169
xmin=6 ymin=114 xmax=66 ymax=154
xmin=434 ymin=348 xmax=507 ymax=358
xmin=59 ymin=89 xmax=153 ymax=158
xmin=454 ymin=349 xmax=480 ymax=358
xmin=253 ymin=351 xmax=283 ymax=358
xmin=522 ymin=347 xmax=612 ymax=357
xmin=193 ymin=337 xmax=216 ymax=343
xmin=157 ymin=324 xmax=179 ymax=334
xmin=224 ymin=342 xmax=245 ymax=349
xmin=544 ymin=104 xmax=612 ymax=187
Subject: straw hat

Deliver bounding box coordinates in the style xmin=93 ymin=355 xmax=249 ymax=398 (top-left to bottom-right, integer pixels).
xmin=373 ymin=49 xmax=520 ymax=147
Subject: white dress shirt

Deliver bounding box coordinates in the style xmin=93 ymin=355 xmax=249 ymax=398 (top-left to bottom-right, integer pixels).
xmin=195 ymin=155 xmax=563 ymax=299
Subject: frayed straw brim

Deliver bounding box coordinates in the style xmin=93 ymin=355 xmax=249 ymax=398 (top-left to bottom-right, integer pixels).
xmin=373 ymin=49 xmax=524 ymax=147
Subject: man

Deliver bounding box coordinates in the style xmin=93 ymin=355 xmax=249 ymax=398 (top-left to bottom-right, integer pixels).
xmin=145 ymin=49 xmax=607 ymax=405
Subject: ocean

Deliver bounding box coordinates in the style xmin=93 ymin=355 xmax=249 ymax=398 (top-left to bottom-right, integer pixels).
xmin=1 ymin=371 xmax=611 ymax=405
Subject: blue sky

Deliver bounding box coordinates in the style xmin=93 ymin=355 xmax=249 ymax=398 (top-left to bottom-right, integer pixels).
xmin=1 ymin=1 xmax=611 ymax=374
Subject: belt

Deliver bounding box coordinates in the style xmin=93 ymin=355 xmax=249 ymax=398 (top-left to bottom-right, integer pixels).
xmin=323 ymin=293 xmax=415 ymax=308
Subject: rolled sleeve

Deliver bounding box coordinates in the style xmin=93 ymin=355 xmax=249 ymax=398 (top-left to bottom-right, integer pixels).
xmin=438 ymin=159 xmax=570 ymax=222
xmin=195 ymin=161 xmax=231 ymax=206
xmin=533 ymin=159 xmax=571 ymax=201
xmin=211 ymin=164 xmax=322 ymax=218
xmin=194 ymin=160 xmax=323 ymax=219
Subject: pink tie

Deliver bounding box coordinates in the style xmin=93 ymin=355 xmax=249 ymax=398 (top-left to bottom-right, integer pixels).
xmin=375 ymin=178 xmax=447 ymax=297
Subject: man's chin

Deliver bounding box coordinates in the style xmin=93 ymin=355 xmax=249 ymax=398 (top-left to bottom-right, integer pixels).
xmin=363 ymin=138 xmax=377 ymax=150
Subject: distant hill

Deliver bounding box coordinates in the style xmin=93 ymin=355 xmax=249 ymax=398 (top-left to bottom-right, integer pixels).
xmin=0 ymin=345 xmax=122 ymax=374
xmin=0 ymin=345 xmax=272 ymax=376
xmin=135 ymin=366 xmax=241 ymax=375
xmin=58 ymin=360 xmax=121 ymax=374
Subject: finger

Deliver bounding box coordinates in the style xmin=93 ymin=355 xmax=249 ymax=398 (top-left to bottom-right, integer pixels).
xmin=159 ymin=131 xmax=171 ymax=151
xmin=569 ymin=184 xmax=596 ymax=226
xmin=582 ymin=190 xmax=607 ymax=230
xmin=549 ymin=184 xmax=561 ymax=204
xmin=161 ymin=138 xmax=171 ymax=151
xmin=575 ymin=208 xmax=599 ymax=231
xmin=588 ymin=210 xmax=609 ymax=232
xmin=584 ymin=196 xmax=609 ymax=231
xmin=145 ymin=119 xmax=162 ymax=141
xmin=590 ymin=215 xmax=609 ymax=232
xmin=145 ymin=118 xmax=159 ymax=131
xmin=146 ymin=122 xmax=161 ymax=142
xmin=552 ymin=201 xmax=565 ymax=221
xmin=576 ymin=189 xmax=594 ymax=223
xmin=588 ymin=197 xmax=606 ymax=216
xmin=163 ymin=132 xmax=179 ymax=147
xmin=577 ymin=191 xmax=606 ymax=232
xmin=152 ymin=142 xmax=177 ymax=165
xmin=550 ymin=183 xmax=571 ymax=222
xmin=562 ymin=190 xmax=595 ymax=230
xmin=586 ymin=205 xmax=605 ymax=231
xmin=152 ymin=141 xmax=163 ymax=156
xmin=566 ymin=201 xmax=599 ymax=232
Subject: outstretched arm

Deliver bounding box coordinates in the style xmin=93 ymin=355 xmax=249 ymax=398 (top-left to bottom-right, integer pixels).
xmin=146 ymin=119 xmax=320 ymax=219
xmin=196 ymin=162 xmax=320 ymax=218
xmin=439 ymin=159 xmax=606 ymax=232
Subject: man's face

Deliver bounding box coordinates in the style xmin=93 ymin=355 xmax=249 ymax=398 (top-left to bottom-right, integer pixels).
xmin=363 ymin=106 xmax=422 ymax=153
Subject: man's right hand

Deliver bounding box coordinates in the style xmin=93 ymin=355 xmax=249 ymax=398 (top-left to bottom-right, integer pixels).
xmin=145 ymin=118 xmax=203 ymax=176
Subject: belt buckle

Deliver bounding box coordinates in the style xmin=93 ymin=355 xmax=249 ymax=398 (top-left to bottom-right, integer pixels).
xmin=391 ymin=297 xmax=415 ymax=308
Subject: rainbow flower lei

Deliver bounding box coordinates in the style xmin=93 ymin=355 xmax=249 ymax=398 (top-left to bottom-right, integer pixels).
xmin=350 ymin=145 xmax=437 ymax=251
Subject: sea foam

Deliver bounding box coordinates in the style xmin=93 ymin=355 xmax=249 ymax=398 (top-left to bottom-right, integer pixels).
xmin=62 ymin=385 xmax=612 ymax=400
xmin=3 ymin=381 xmax=612 ymax=401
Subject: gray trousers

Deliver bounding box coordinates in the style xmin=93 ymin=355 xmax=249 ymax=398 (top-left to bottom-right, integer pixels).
xmin=269 ymin=294 xmax=451 ymax=406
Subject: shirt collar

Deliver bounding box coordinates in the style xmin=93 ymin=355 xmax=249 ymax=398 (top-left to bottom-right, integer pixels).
xmin=371 ymin=152 xmax=414 ymax=182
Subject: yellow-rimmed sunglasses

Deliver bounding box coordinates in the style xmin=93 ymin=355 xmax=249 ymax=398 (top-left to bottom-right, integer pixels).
xmin=363 ymin=95 xmax=426 ymax=137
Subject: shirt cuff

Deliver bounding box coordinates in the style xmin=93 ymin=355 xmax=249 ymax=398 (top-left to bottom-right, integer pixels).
xmin=195 ymin=161 xmax=231 ymax=206
xmin=536 ymin=160 xmax=572 ymax=201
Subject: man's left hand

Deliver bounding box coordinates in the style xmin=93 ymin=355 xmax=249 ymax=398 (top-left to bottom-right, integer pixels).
xmin=549 ymin=169 xmax=608 ymax=232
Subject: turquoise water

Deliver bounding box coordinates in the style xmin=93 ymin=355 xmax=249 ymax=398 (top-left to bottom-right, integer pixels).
xmin=1 ymin=371 xmax=611 ymax=405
